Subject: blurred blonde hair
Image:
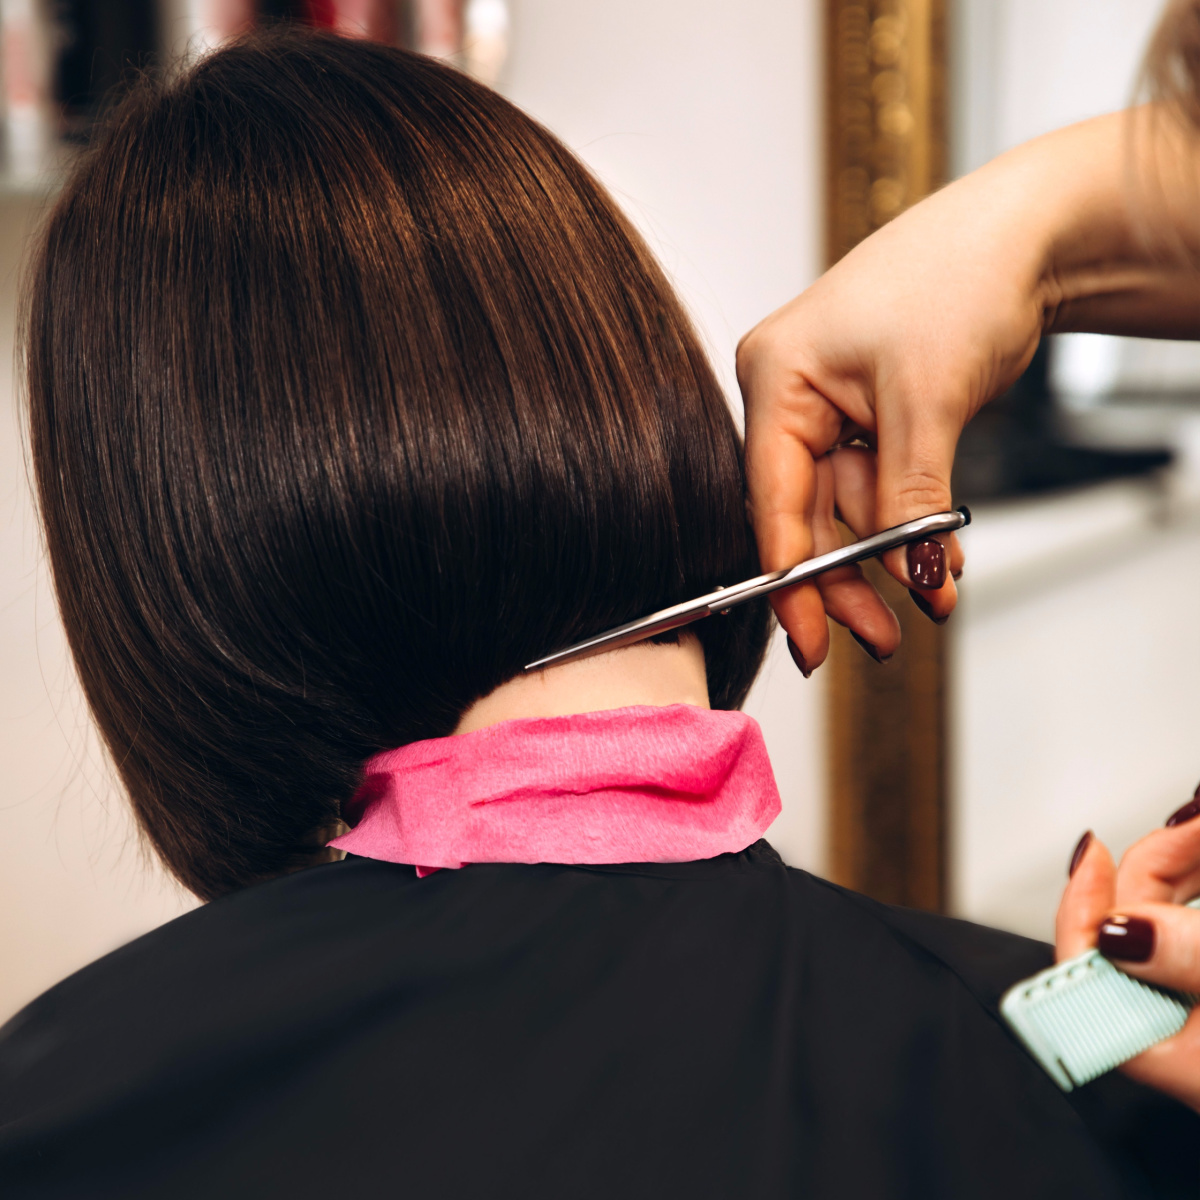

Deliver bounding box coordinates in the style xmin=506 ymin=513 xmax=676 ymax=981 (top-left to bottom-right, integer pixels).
xmin=1143 ymin=0 xmax=1200 ymax=125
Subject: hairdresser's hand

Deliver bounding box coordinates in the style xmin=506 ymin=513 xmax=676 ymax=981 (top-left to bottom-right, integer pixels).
xmin=738 ymin=108 xmax=1200 ymax=674
xmin=1057 ymin=799 xmax=1200 ymax=1114
xmin=737 ymin=169 xmax=1043 ymax=672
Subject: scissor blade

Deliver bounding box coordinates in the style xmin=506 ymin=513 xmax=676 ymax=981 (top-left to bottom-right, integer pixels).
xmin=524 ymin=507 xmax=969 ymax=672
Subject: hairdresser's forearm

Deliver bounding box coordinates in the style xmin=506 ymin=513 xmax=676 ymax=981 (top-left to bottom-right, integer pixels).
xmin=996 ymin=107 xmax=1200 ymax=338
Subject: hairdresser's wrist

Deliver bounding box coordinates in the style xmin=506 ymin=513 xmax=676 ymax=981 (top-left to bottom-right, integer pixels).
xmin=937 ymin=112 xmax=1145 ymax=333
xmin=1017 ymin=107 xmax=1200 ymax=338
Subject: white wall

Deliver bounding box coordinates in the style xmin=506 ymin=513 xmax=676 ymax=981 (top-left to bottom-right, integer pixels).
xmin=951 ymin=0 xmax=1162 ymax=176
xmin=0 ymin=1 xmax=826 ymax=1022
xmin=504 ymin=0 xmax=821 ymax=407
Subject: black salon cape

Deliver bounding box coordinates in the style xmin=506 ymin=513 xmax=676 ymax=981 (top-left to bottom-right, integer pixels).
xmin=0 ymin=842 xmax=1195 ymax=1199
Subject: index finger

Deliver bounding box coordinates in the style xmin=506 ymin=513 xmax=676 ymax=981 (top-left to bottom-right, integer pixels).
xmin=873 ymin=386 xmax=965 ymax=593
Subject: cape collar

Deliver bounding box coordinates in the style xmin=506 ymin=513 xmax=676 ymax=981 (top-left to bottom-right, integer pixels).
xmin=330 ymin=704 xmax=781 ymax=876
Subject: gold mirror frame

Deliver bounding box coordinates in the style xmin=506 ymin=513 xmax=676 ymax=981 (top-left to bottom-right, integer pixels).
xmin=824 ymin=0 xmax=949 ymax=911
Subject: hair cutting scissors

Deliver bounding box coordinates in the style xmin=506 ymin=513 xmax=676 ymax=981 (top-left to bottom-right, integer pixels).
xmin=525 ymin=507 xmax=971 ymax=672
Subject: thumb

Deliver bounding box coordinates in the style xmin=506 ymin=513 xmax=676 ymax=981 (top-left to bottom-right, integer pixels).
xmin=874 ymin=392 xmax=964 ymax=591
xmin=1056 ymin=834 xmax=1118 ymax=961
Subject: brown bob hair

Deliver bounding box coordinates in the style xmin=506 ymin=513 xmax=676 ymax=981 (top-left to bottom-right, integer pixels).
xmin=26 ymin=29 xmax=770 ymax=900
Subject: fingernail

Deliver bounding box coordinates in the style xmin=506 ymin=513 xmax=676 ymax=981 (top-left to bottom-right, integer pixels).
xmin=951 ymin=568 xmax=963 ymax=581
xmin=1067 ymin=830 xmax=1093 ymax=878
xmin=1098 ymin=914 xmax=1155 ymax=963
xmin=907 ymin=539 xmax=946 ymax=590
xmin=1166 ymin=794 xmax=1200 ymax=828
xmin=908 ymin=588 xmax=949 ymax=625
xmin=850 ymin=630 xmax=892 ymax=664
xmin=786 ymin=636 xmax=812 ymax=679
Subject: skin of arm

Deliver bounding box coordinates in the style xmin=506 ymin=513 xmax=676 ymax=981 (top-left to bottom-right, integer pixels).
xmin=1041 ymin=106 xmax=1200 ymax=334
xmin=737 ymin=104 xmax=1200 ymax=674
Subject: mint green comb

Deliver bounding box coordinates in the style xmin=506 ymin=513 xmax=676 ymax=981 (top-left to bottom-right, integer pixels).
xmin=1000 ymin=897 xmax=1200 ymax=1091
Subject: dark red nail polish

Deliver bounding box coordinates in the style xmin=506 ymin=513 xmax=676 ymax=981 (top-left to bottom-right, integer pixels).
xmin=951 ymin=568 xmax=963 ymax=581
xmin=1098 ymin=915 xmax=1155 ymax=963
xmin=1166 ymin=795 xmax=1200 ymax=828
xmin=1067 ymin=830 xmax=1093 ymax=878
xmin=908 ymin=588 xmax=949 ymax=625
xmin=907 ymin=539 xmax=946 ymax=590
xmin=786 ymin=636 xmax=812 ymax=679
xmin=850 ymin=630 xmax=891 ymax=664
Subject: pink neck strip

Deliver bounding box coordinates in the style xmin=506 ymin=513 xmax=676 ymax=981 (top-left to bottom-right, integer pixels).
xmin=330 ymin=704 xmax=781 ymax=874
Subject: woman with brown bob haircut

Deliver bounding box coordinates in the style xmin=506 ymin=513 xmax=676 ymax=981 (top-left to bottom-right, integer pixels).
xmin=0 ymin=28 xmax=1195 ymax=1199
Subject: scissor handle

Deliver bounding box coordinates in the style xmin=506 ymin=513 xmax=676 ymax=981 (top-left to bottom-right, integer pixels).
xmin=524 ymin=507 xmax=970 ymax=672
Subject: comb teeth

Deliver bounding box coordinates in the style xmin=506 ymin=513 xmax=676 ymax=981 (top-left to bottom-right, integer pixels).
xmin=1001 ymin=950 xmax=1197 ymax=1090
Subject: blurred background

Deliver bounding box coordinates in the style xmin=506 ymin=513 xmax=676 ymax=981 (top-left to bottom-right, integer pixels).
xmin=3 ymin=0 xmax=1199 ymax=1021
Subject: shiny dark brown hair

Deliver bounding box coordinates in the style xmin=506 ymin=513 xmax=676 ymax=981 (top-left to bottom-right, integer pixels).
xmin=26 ymin=29 xmax=770 ymax=900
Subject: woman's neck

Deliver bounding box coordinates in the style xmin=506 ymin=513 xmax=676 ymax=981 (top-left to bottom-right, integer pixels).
xmin=453 ymin=635 xmax=710 ymax=736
